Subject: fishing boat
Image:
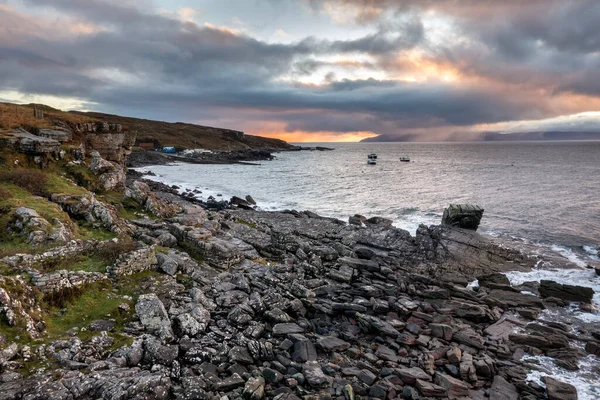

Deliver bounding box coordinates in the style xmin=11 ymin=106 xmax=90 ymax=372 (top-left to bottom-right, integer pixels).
xmin=367 ymin=153 xmax=377 ymax=165
xmin=399 ymin=156 xmax=410 ymax=162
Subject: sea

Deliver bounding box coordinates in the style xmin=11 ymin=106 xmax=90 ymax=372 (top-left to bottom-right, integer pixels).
xmin=135 ymin=141 xmax=600 ymax=398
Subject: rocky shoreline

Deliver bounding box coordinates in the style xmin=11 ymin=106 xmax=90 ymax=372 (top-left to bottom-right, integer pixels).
xmin=127 ymin=146 xmax=334 ymax=168
xmin=1 ymin=158 xmax=597 ymax=399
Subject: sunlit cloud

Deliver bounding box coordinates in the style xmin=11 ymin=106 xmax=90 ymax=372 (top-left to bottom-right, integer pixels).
xmin=0 ymin=0 xmax=598 ymax=142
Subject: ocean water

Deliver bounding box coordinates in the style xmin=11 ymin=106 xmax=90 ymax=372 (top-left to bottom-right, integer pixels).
xmin=137 ymin=141 xmax=600 ymax=264
xmin=137 ymin=141 xmax=600 ymax=395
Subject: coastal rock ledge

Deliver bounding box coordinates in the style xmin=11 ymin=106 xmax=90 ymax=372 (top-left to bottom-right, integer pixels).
xmin=0 ymin=178 xmax=592 ymax=400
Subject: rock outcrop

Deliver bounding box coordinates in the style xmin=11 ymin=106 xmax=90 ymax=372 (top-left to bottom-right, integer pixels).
xmin=442 ymin=204 xmax=484 ymax=231
xmin=90 ymin=150 xmax=126 ymax=191
xmin=9 ymin=207 xmax=74 ymax=248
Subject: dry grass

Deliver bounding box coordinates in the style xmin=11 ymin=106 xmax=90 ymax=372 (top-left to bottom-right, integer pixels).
xmin=0 ymin=103 xmax=96 ymax=130
xmin=0 ymin=169 xmax=49 ymax=197
xmin=74 ymin=111 xmax=293 ymax=150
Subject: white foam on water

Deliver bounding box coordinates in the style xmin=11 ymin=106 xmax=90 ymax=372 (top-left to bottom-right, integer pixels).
xmin=506 ymin=268 xmax=600 ymax=322
xmin=522 ymin=355 xmax=600 ymax=400
xmin=549 ymin=244 xmax=589 ymax=267
xmin=584 ymin=245 xmax=598 ymax=256
xmin=467 ymin=280 xmax=479 ymax=290
xmin=393 ymin=213 xmax=438 ymax=235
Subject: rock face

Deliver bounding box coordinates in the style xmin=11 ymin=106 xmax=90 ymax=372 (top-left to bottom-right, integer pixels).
xmin=0 ymin=129 xmax=61 ymax=155
xmin=107 ymin=246 xmax=157 ymax=278
xmin=125 ymin=181 xmax=183 ymax=218
xmin=84 ymin=129 xmax=134 ymax=163
xmin=442 ymin=204 xmax=484 ymax=231
xmin=35 ymin=127 xmax=73 ymax=143
xmin=90 ymin=150 xmax=126 ymax=191
xmin=10 ymin=207 xmax=74 ymax=247
xmin=539 ymin=279 xmax=594 ymax=303
xmin=50 ymin=193 xmax=132 ymax=236
xmin=542 ymin=376 xmax=578 ymax=400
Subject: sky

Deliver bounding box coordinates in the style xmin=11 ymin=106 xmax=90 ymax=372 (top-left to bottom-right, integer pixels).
xmin=1 ymin=0 xmax=600 ymax=142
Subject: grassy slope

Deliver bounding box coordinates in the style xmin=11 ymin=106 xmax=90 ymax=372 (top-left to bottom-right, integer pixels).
xmin=0 ymin=102 xmax=96 ymax=130
xmin=74 ymin=111 xmax=294 ymax=150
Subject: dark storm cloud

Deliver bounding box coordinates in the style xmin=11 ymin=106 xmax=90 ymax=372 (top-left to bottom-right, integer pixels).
xmin=1 ymin=0 xmax=599 ymax=137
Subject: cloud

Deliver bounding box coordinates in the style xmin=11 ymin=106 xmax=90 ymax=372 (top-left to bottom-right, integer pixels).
xmin=0 ymin=0 xmax=598 ymax=140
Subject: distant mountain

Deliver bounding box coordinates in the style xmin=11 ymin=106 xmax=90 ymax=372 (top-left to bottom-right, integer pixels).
xmin=360 ymin=131 xmax=600 ymax=143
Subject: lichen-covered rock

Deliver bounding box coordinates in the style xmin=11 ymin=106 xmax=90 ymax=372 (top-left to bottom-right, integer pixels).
xmin=135 ymin=294 xmax=174 ymax=343
xmin=51 ymin=193 xmax=132 ymax=235
xmin=107 ymin=246 xmax=157 ymax=278
xmin=90 ymin=151 xmax=125 ymax=191
xmin=0 ymin=129 xmax=61 ymax=154
xmin=29 ymin=270 xmax=108 ymax=294
xmin=0 ymin=276 xmax=44 ymax=338
xmin=125 ymin=181 xmax=182 ymax=218
xmin=10 ymin=207 xmax=74 ymax=248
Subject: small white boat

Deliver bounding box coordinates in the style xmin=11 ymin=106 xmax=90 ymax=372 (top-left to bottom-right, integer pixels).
xmin=367 ymin=153 xmax=377 ymax=165
xmin=399 ymin=156 xmax=410 ymax=162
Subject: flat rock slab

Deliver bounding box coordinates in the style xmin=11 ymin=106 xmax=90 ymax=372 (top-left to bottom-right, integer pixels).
xmin=488 ymin=290 xmax=545 ymax=309
xmin=88 ymin=320 xmax=117 ymax=332
xmin=489 ymin=376 xmax=518 ymax=400
xmin=272 ymin=323 xmax=305 ymax=335
xmin=416 ymin=379 xmax=447 ymax=397
xmin=543 ymin=376 xmax=578 ymax=400
xmin=317 ymin=336 xmax=350 ymax=352
xmin=539 ymin=279 xmax=594 ymax=303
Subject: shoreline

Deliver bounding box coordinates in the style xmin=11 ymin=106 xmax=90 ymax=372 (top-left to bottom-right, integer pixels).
xmin=1 ymin=152 xmax=599 ymax=399
xmin=127 ymin=146 xmax=335 ymax=168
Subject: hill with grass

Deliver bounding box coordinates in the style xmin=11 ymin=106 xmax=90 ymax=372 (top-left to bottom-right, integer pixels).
xmin=73 ymin=111 xmax=293 ymax=151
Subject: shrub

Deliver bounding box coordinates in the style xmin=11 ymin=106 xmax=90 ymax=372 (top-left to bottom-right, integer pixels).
xmin=0 ymin=169 xmax=49 ymax=196
xmin=0 ymin=187 xmax=11 ymax=201
xmin=95 ymin=239 xmax=138 ymax=265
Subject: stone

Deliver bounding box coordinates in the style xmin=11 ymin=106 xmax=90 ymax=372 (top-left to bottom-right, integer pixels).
xmin=488 ymin=290 xmax=545 ymax=309
xmin=415 ymin=379 xmax=447 ymax=397
xmin=214 ymin=373 xmax=245 ymax=391
xmin=441 ymin=204 xmax=484 ymax=231
xmin=143 ymin=335 xmax=178 ymax=365
xmin=429 ymin=324 xmax=453 ymax=341
xmin=542 ymin=376 xmax=578 ymax=400
xmin=358 ymin=369 xmax=377 ymax=385
xmin=88 ymin=320 xmax=116 ymax=332
xmin=539 ymin=280 xmax=594 ymax=303
xmin=317 ymin=336 xmax=350 ymax=352
xmin=303 ymin=361 xmax=330 ymax=387
xmin=434 ymin=372 xmax=470 ymax=397
xmin=477 ymin=272 xmax=510 ymax=287
xmin=292 ymin=339 xmax=317 ymax=363
xmin=243 ymin=376 xmax=265 ymax=400
xmin=508 ymin=333 xmax=569 ymax=350
xmin=446 ymin=348 xmax=461 ymax=364
xmin=135 ymin=294 xmax=174 ymax=342
xmin=375 ymin=345 xmax=399 ymax=363
xmin=396 ymin=367 xmax=431 ymax=385
xmin=272 ymin=323 xmax=305 ymax=335
xmin=489 ymin=376 xmax=518 ymax=400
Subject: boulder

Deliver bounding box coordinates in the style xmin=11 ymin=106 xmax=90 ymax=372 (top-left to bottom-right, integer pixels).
xmin=542 ymin=376 xmax=578 ymax=400
xmin=487 ymin=289 xmax=545 ymax=309
xmin=10 ymin=207 xmax=74 ymax=248
xmin=90 ymin=151 xmax=125 ymax=191
xmin=539 ymin=280 xmax=594 ymax=303
xmin=442 ymin=204 xmax=484 ymax=230
xmin=135 ymin=294 xmax=174 ymax=342
xmin=489 ymin=375 xmax=518 ymax=400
